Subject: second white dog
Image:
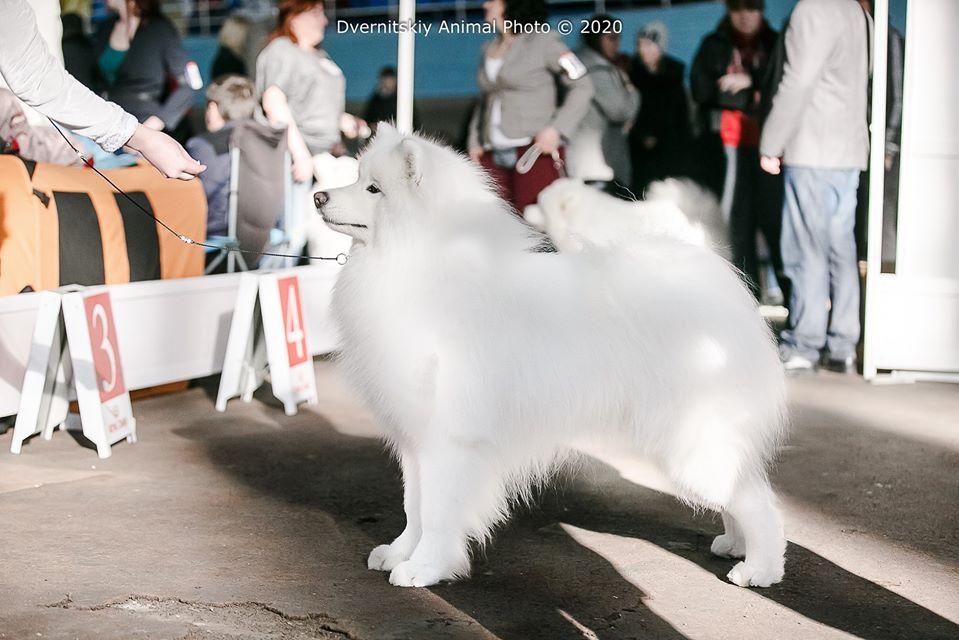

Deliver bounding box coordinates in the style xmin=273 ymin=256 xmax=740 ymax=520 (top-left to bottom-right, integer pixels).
xmin=527 ymin=177 xmax=730 ymax=259
xmin=318 ymin=125 xmax=787 ymax=590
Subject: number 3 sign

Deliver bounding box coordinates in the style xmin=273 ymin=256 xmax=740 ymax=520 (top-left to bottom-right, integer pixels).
xmin=217 ymin=272 xmax=318 ymax=416
xmin=12 ymin=288 xmax=137 ymax=458
xmin=83 ymin=293 xmax=127 ymax=403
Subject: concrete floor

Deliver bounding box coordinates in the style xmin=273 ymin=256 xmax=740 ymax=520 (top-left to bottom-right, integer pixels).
xmin=0 ymin=362 xmax=957 ymax=640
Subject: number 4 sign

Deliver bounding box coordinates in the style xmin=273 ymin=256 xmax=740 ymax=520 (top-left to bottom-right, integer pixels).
xmin=216 ymin=272 xmax=318 ymax=416
xmin=11 ymin=288 xmax=137 ymax=458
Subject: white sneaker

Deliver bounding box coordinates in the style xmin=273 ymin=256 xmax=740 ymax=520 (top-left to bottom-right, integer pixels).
xmin=782 ymin=353 xmax=817 ymax=375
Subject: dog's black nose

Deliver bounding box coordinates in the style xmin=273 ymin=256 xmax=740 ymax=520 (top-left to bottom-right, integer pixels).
xmin=314 ymin=191 xmax=329 ymax=208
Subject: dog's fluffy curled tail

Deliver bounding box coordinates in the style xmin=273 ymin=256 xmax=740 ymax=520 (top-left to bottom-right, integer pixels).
xmin=644 ymin=178 xmax=731 ymax=260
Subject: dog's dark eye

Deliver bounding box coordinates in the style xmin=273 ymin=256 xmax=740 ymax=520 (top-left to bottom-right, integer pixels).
xmin=366 ymin=184 xmax=381 ymax=194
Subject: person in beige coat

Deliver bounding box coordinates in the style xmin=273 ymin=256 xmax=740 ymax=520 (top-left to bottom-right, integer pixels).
xmin=760 ymin=0 xmax=871 ymax=374
xmin=468 ymin=0 xmax=593 ymax=212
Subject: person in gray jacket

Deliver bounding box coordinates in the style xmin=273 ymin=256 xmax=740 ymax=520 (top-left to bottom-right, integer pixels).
xmin=468 ymin=0 xmax=593 ymax=212
xmin=566 ymin=14 xmax=639 ymax=197
xmin=760 ymin=0 xmax=872 ymax=374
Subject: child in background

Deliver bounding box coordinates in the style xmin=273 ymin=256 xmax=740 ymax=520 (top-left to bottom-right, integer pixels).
xmin=186 ymin=75 xmax=257 ymax=237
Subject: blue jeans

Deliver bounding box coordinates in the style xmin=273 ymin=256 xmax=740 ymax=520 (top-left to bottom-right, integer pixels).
xmin=780 ymin=166 xmax=862 ymax=361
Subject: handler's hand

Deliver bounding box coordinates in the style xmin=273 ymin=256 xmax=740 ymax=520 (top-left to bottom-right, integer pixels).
xmin=760 ymin=155 xmax=781 ymax=175
xmin=127 ymin=124 xmax=205 ymax=180
xmin=534 ymin=126 xmax=562 ymax=155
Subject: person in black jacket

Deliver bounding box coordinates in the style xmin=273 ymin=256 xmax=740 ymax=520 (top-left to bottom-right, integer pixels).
xmin=691 ymin=0 xmax=783 ymax=300
xmin=93 ymin=0 xmax=201 ymax=142
xmin=628 ymin=22 xmax=691 ymax=193
xmin=363 ymin=67 xmax=419 ymax=134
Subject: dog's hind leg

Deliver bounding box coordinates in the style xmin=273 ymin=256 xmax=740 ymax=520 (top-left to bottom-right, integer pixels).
xmin=369 ymin=449 xmax=422 ymax=571
xmin=710 ymin=511 xmax=746 ymax=559
xmin=388 ymin=438 xmax=504 ymax=587
xmin=723 ymin=475 xmax=786 ymax=588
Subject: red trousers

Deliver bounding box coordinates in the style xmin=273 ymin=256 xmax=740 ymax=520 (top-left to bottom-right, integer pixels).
xmin=480 ymin=144 xmax=565 ymax=213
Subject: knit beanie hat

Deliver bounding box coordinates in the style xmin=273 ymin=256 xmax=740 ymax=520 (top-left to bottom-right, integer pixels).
xmin=637 ymin=21 xmax=668 ymax=51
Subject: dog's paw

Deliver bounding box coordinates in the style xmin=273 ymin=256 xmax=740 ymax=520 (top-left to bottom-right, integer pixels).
xmin=368 ymin=544 xmax=410 ymax=572
xmin=727 ymin=561 xmax=784 ymax=588
xmin=388 ymin=560 xmax=455 ymax=588
xmin=710 ymin=533 xmax=746 ymax=559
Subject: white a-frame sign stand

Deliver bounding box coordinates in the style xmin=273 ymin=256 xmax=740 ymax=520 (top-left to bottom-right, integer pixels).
xmin=11 ymin=287 xmax=137 ymax=459
xmin=216 ymin=271 xmax=318 ymax=416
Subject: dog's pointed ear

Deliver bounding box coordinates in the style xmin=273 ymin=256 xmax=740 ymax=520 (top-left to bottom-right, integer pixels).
xmin=399 ymin=138 xmax=422 ymax=186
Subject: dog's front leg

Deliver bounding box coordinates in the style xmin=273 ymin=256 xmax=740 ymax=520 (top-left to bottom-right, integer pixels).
xmin=368 ymin=449 xmax=422 ymax=571
xmin=388 ymin=438 xmax=501 ymax=587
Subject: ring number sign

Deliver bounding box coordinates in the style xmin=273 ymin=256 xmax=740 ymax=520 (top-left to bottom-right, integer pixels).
xmin=12 ymin=288 xmax=136 ymax=458
xmin=216 ymin=272 xmax=319 ymax=416
xmin=85 ymin=294 xmax=127 ymax=404
xmin=279 ymin=276 xmax=308 ymax=368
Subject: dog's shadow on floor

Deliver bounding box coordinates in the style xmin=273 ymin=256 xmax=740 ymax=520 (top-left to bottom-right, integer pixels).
xmin=175 ymin=408 xmax=959 ymax=640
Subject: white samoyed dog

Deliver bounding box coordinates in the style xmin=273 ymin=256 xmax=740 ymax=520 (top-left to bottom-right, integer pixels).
xmin=526 ymin=177 xmax=731 ymax=259
xmin=317 ymin=124 xmax=787 ymax=589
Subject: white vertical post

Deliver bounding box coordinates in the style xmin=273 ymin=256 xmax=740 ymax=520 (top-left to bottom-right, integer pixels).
xmin=396 ymin=0 xmax=416 ymax=134
xmin=227 ymin=147 xmax=240 ymax=273
xmin=862 ymin=0 xmax=889 ymax=379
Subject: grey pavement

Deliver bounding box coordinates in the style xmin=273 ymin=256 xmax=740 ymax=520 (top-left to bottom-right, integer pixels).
xmin=0 ymin=361 xmax=957 ymax=640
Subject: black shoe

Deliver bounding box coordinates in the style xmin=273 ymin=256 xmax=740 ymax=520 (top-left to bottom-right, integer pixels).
xmin=822 ymin=355 xmax=857 ymax=374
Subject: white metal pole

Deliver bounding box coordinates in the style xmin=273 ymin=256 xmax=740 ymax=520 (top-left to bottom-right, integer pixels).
xmin=862 ymin=0 xmax=890 ymax=380
xmin=396 ymin=0 xmax=416 ymax=134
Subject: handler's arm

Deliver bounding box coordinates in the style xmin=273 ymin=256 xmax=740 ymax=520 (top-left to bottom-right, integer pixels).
xmin=262 ymin=85 xmax=313 ymax=183
xmin=544 ymin=36 xmax=594 ymax=140
xmin=0 ymin=0 xmax=136 ymax=152
xmin=0 ymin=0 xmax=203 ymax=178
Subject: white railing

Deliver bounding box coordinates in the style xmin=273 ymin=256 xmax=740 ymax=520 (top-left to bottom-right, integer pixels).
xmin=0 ymin=265 xmax=342 ymax=418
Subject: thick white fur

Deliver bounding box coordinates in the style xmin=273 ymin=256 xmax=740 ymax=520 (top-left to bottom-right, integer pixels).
xmin=528 ymin=177 xmax=731 ymax=260
xmin=321 ymin=124 xmax=788 ymax=589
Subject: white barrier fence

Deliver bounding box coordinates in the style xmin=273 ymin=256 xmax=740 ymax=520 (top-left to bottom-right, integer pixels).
xmin=0 ymin=265 xmax=342 ymax=419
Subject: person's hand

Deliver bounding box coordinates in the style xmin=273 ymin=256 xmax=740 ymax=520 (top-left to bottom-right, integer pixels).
xmin=642 ymin=136 xmax=657 ymax=150
xmin=534 ymin=126 xmax=562 ymax=155
xmin=143 ymin=115 xmax=165 ymax=131
xmin=127 ymin=124 xmax=205 ymax=180
xmin=760 ymin=155 xmax=781 ymax=175
xmin=340 ymin=113 xmax=370 ymax=139
xmin=292 ymin=150 xmax=314 ymax=183
xmin=468 ymin=146 xmax=485 ymax=163
xmin=718 ymin=72 xmax=753 ymax=94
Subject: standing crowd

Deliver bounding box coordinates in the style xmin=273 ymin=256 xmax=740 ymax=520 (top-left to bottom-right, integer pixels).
xmin=0 ymin=0 xmax=902 ymax=376
xmin=467 ymin=0 xmax=894 ymax=375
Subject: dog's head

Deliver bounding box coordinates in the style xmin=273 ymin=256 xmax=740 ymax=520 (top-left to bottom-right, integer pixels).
xmin=535 ymin=179 xmax=587 ymax=222
xmin=531 ymin=178 xmax=592 ymax=251
xmin=314 ymin=123 xmax=496 ymax=246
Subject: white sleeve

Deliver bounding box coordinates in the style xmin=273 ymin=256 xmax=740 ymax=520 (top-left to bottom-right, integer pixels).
xmin=0 ymin=0 xmax=138 ymax=152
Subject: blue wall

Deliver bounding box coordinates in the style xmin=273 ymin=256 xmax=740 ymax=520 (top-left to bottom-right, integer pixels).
xmin=187 ymin=0 xmax=908 ymax=102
